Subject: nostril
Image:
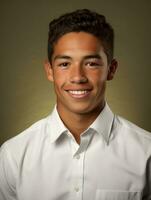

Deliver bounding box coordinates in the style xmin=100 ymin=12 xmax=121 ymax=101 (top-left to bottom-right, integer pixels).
xmin=70 ymin=76 xmax=88 ymax=84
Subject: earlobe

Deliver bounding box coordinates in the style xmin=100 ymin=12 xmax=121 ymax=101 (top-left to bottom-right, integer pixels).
xmin=107 ymin=59 xmax=118 ymax=81
xmin=44 ymin=60 xmax=54 ymax=82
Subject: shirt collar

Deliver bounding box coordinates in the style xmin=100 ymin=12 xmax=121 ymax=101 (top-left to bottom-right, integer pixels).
xmin=90 ymin=103 xmax=114 ymax=144
xmin=46 ymin=103 xmax=114 ymax=144
xmin=46 ymin=106 xmax=68 ymax=143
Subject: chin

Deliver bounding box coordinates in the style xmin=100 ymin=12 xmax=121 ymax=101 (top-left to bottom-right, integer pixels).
xmin=67 ymin=104 xmax=99 ymax=115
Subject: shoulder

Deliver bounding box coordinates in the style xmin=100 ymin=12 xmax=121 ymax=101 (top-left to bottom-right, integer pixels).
xmin=114 ymin=115 xmax=151 ymax=153
xmin=0 ymin=116 xmax=49 ymax=157
xmin=116 ymin=115 xmax=151 ymax=138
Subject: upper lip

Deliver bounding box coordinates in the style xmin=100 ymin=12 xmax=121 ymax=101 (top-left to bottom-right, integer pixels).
xmin=65 ymin=88 xmax=92 ymax=91
xmin=66 ymin=89 xmax=91 ymax=91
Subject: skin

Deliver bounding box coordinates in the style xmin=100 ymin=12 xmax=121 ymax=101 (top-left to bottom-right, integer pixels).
xmin=45 ymin=32 xmax=117 ymax=143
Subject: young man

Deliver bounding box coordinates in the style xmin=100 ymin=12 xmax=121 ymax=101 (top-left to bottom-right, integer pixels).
xmin=0 ymin=9 xmax=151 ymax=200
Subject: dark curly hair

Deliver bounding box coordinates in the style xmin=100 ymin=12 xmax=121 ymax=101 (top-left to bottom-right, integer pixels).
xmin=48 ymin=9 xmax=114 ymax=63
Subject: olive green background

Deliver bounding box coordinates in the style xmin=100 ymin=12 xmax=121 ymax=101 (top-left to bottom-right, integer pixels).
xmin=1 ymin=0 xmax=151 ymax=145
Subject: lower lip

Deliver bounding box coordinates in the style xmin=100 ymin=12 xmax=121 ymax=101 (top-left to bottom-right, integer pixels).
xmin=67 ymin=91 xmax=91 ymax=99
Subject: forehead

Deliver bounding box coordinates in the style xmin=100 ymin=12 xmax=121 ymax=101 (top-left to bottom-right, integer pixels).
xmin=53 ymin=32 xmax=104 ymax=56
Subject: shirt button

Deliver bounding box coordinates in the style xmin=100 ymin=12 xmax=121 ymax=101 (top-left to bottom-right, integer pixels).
xmin=75 ymin=154 xmax=80 ymax=159
xmin=74 ymin=186 xmax=79 ymax=192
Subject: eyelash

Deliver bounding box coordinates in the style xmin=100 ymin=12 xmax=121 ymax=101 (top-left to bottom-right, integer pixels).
xmin=85 ymin=62 xmax=100 ymax=67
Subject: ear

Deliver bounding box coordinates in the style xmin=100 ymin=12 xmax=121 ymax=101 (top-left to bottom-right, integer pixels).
xmin=107 ymin=59 xmax=118 ymax=81
xmin=44 ymin=60 xmax=54 ymax=82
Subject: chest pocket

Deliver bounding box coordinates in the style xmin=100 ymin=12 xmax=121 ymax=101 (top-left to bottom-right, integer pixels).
xmin=95 ymin=190 xmax=142 ymax=200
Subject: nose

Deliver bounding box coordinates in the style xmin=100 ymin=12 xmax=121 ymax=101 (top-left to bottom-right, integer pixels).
xmin=69 ymin=65 xmax=88 ymax=84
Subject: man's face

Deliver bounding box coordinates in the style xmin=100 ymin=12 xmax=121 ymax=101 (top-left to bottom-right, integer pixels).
xmin=45 ymin=32 xmax=117 ymax=116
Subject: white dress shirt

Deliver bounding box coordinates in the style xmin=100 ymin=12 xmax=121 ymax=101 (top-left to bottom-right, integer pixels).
xmin=0 ymin=104 xmax=151 ymax=200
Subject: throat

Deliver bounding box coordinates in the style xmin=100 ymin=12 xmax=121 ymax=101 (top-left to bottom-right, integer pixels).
xmin=57 ymin=106 xmax=104 ymax=144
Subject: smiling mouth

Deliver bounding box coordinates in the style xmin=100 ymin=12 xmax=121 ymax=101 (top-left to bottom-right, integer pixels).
xmin=68 ymin=90 xmax=89 ymax=95
xmin=66 ymin=90 xmax=91 ymax=98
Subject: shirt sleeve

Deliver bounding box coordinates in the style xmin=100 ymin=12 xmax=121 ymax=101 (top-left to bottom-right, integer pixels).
xmin=0 ymin=143 xmax=17 ymax=200
xmin=142 ymin=154 xmax=151 ymax=200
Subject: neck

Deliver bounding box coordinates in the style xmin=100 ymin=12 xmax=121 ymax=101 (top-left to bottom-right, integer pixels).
xmin=57 ymin=103 xmax=105 ymax=144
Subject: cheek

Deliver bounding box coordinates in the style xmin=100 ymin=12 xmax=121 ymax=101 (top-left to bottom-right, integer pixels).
xmin=88 ymin=70 xmax=107 ymax=85
xmin=53 ymin=71 xmax=66 ymax=86
xmin=54 ymin=79 xmax=63 ymax=89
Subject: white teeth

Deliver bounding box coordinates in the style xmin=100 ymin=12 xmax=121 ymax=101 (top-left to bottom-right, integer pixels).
xmin=69 ymin=90 xmax=88 ymax=95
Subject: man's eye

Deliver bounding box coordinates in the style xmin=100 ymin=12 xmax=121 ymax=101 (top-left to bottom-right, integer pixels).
xmin=58 ymin=62 xmax=69 ymax=67
xmin=86 ymin=62 xmax=100 ymax=67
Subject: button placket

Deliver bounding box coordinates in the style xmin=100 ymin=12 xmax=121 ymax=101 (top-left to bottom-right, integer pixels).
xmin=68 ymin=129 xmax=93 ymax=200
xmin=72 ymin=152 xmax=84 ymax=199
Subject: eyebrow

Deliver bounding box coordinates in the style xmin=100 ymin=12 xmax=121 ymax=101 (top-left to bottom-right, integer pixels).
xmin=53 ymin=54 xmax=102 ymax=61
xmin=83 ymin=54 xmax=102 ymax=60
xmin=53 ymin=55 xmax=71 ymax=61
